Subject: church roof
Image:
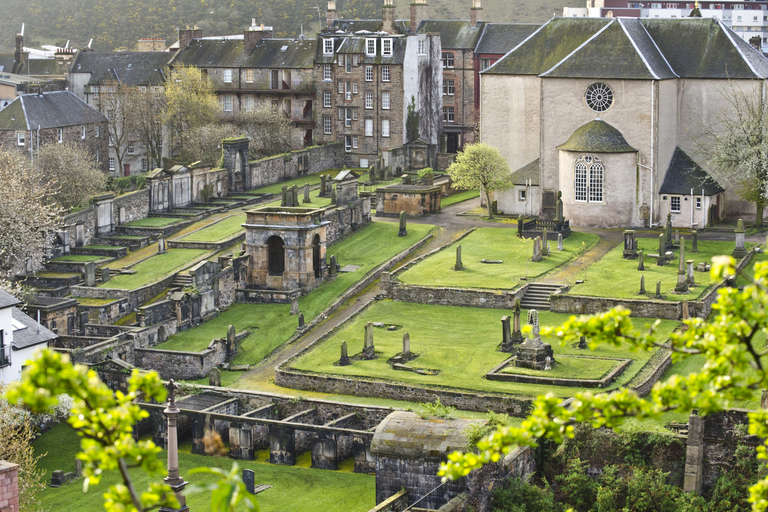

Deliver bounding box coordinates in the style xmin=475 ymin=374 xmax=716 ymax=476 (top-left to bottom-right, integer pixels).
xmin=510 ymin=158 xmax=540 ymax=186
xmin=475 ymin=23 xmax=541 ymax=55
xmin=659 ymin=147 xmax=724 ymax=196
xmin=558 ymin=118 xmax=637 ymax=153
xmin=486 ymin=17 xmax=768 ymax=79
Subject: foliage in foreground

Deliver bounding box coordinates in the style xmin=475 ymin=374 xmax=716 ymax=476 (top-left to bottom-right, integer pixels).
xmin=440 ymin=255 xmax=768 ymax=511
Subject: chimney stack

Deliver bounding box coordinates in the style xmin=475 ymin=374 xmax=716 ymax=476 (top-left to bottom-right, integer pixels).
xmin=327 ymin=1 xmax=339 ymax=29
xmin=470 ymin=0 xmax=482 ymax=29
xmin=382 ymin=0 xmax=396 ymax=34
xmin=410 ymin=0 xmax=428 ymax=34
xmin=178 ymin=25 xmax=202 ymax=49
xmin=13 ymin=34 xmax=24 ymax=73
xmin=244 ymin=20 xmax=273 ymax=52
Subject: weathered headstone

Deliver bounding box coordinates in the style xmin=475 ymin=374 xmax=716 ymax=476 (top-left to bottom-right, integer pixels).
xmin=292 ymin=185 xmax=299 ymax=206
xmin=578 ymin=336 xmax=587 ymax=350
xmin=50 ymin=470 xmax=65 ymax=487
xmin=554 ymin=191 xmax=564 ymax=225
xmin=84 ymin=262 xmax=96 ymax=287
xmin=686 ymin=260 xmax=696 ymax=286
xmin=665 ymin=213 xmax=673 ymax=248
xmin=402 ymin=332 xmax=411 ymax=358
xmin=541 ymin=228 xmax=549 ymax=256
xmin=655 ymin=280 xmax=662 ymax=299
xmin=675 ymin=229 xmax=680 ymax=244
xmin=675 ymin=237 xmax=688 ymax=293
xmin=532 ymin=236 xmax=542 ymax=262
xmin=514 ymin=310 xmax=555 ymax=370
xmin=623 ymin=230 xmax=638 ymax=259
xmin=319 ymin=175 xmax=327 ymax=197
xmin=454 ymin=245 xmax=464 ymax=271
xmin=544 ymin=356 xmax=552 ymax=371
xmin=281 ymin=185 xmax=288 ymax=206
xmin=243 ymin=469 xmax=255 ymax=494
xmin=75 ymin=459 xmax=82 ymax=477
xmin=691 ymin=230 xmax=698 ymax=252
xmin=398 ymin=211 xmax=407 ymax=237
xmin=158 ymin=238 xmax=166 ymax=254
xmin=511 ymin=298 xmax=524 ymax=344
xmin=330 ymin=185 xmax=337 ymax=205
xmin=208 ymin=367 xmax=221 ymax=387
xmin=303 ymin=183 xmax=311 ymax=203
xmin=657 ymin=233 xmax=666 ymax=266
xmin=75 ymin=224 xmax=85 ymax=247
xmin=362 ymin=322 xmax=375 ymax=359
xmin=500 ymin=315 xmax=512 ymax=352
xmin=99 ymin=268 xmax=110 ymax=284
xmin=491 ymin=200 xmax=498 ymax=216
xmin=290 ymin=296 xmax=299 ymax=316
xmin=733 ymin=219 xmax=747 ymax=258
xmin=339 ymin=341 xmax=351 ymax=366
xmin=639 ymin=275 xmax=645 ymax=295
xmin=637 ymin=249 xmax=645 ymax=271
xmin=329 ymin=255 xmax=337 ymax=277
xmin=297 ymin=312 xmax=305 ymax=329
xmin=682 ymin=300 xmax=690 ymax=320
xmin=557 ymin=233 xmax=563 ymax=251
xmin=402 ymin=174 xmax=412 ymax=185
xmin=227 ymin=325 xmax=236 ymax=349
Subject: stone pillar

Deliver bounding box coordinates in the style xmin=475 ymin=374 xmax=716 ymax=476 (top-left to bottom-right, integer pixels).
xmin=733 ymin=219 xmax=747 ymax=258
xmin=639 ymin=275 xmax=645 ymax=295
xmin=655 ymin=280 xmax=662 ymax=299
xmin=686 ymin=260 xmax=696 ymax=286
xmin=363 ymin=322 xmax=375 ymax=359
xmin=330 ymin=185 xmax=337 ymax=205
xmin=303 ymin=183 xmax=311 ymax=203
xmin=281 ymin=185 xmax=288 ymax=206
xmin=683 ymin=414 xmax=704 ymax=495
xmin=511 ymin=299 xmax=524 ymax=344
xmin=665 ymin=213 xmax=673 ymax=249
xmin=691 ymin=230 xmax=698 ymax=252
xmin=398 ymin=211 xmax=407 ymax=237
xmin=637 ymin=249 xmax=644 ymax=271
xmin=269 ymin=425 xmax=296 ymax=465
xmin=160 ymin=380 xmax=189 ymax=512
xmin=675 ymin=237 xmax=688 ymax=293
xmin=557 ymin=233 xmax=563 ymax=251
xmin=319 ymin=175 xmax=327 ymax=197
xmin=500 ymin=315 xmax=513 ymax=353
xmin=402 ymin=332 xmax=411 ymax=358
xmin=454 ymin=245 xmax=464 ymax=270
xmin=657 ymin=234 xmax=666 ymax=266
xmin=311 ymin=433 xmax=339 ymax=470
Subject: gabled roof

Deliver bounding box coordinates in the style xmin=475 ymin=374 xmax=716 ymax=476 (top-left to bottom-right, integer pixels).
xmin=475 ymin=23 xmax=541 ymax=55
xmin=659 ymin=147 xmax=724 ymax=196
xmin=71 ymin=51 xmax=170 ymax=86
xmin=0 ymin=54 xmax=16 ymax=73
xmin=11 ymin=307 xmax=56 ymax=350
xmin=315 ymin=34 xmax=405 ymax=65
xmin=510 ymin=158 xmax=540 ymax=186
xmin=17 ymin=59 xmax=62 ymax=76
xmin=558 ymin=118 xmax=637 ymax=153
xmin=330 ymin=19 xmax=384 ymax=33
xmin=0 ymin=290 xmax=20 ymax=309
xmin=0 ymin=91 xmax=106 ymax=131
xmin=417 ymin=20 xmax=486 ymax=49
xmin=172 ymin=38 xmax=316 ymax=70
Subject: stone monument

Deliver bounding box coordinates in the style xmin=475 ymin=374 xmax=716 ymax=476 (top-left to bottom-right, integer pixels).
xmin=637 ymin=249 xmax=645 ymax=271
xmin=511 ymin=298 xmax=524 ymax=345
xmin=675 ymin=237 xmax=688 ymax=293
xmin=454 ymin=245 xmax=464 ymax=271
xmin=162 ymin=380 xmax=189 ymax=511
xmin=532 ymin=237 xmax=542 ymax=262
xmin=158 ymin=238 xmax=166 ymax=254
xmin=281 ymin=185 xmax=288 ymax=206
xmin=691 ymin=230 xmax=698 ymax=252
xmin=514 ymin=310 xmax=555 ymax=370
xmin=402 ymin=332 xmax=411 ymax=359
xmin=500 ymin=315 xmax=513 ymax=353
xmin=639 ymin=275 xmax=645 ymax=295
xmin=339 ymin=341 xmax=351 ymax=366
xmin=686 ymin=260 xmax=696 ymax=287
xmin=303 ymin=184 xmax=311 ymax=203
xmin=398 ymin=211 xmax=408 ymax=237
xmin=319 ymin=175 xmax=327 ymax=197
xmin=623 ymin=230 xmax=638 ymax=259
xmin=208 ymin=367 xmax=221 ymax=387
xmin=733 ymin=219 xmax=747 ymax=258
xmin=557 ymin=233 xmax=563 ymax=251
xmin=362 ymin=322 xmax=375 ymax=359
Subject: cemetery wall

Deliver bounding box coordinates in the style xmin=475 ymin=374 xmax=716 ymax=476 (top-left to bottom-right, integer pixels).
xmin=323 ymin=197 xmax=372 ymax=244
xmin=628 ymin=349 xmax=672 ymax=397
xmin=375 ymin=457 xmax=469 ymax=510
xmin=78 ymin=298 xmax=130 ymax=325
xmin=113 ymin=189 xmax=150 ymax=226
xmin=386 ymin=282 xmax=526 ymax=309
xmin=466 ymin=446 xmax=536 ymax=512
xmin=250 ymin=143 xmax=343 ymax=189
xmin=131 ymin=319 xmax=177 ymax=349
xmin=134 ymin=340 xmax=228 ymax=380
xmin=698 ymin=410 xmax=760 ymax=492
xmin=549 ymin=294 xmax=682 ymax=319
xmin=61 ymin=208 xmax=97 ymax=248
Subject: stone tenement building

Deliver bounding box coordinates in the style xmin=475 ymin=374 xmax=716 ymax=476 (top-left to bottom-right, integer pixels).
xmin=0 ymin=90 xmax=109 ymax=170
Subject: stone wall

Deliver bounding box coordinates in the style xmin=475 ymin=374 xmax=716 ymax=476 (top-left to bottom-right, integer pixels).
xmin=113 ymin=189 xmax=150 ymax=226
xmin=323 ymin=197 xmax=372 ymax=244
xmin=386 ymin=281 xmax=526 ymax=309
xmin=249 ymin=143 xmax=343 ymax=189
xmin=376 ymin=456 xmax=468 ymax=510
xmin=134 ymin=339 xmax=229 ymax=380
xmin=550 ymin=294 xmax=683 ymax=320
xmin=60 ymin=208 xmax=97 ymax=248
xmin=367 ymin=490 xmax=408 ymax=512
xmin=466 ymin=446 xmax=536 ymax=512
xmin=0 ymin=461 xmax=19 ymax=512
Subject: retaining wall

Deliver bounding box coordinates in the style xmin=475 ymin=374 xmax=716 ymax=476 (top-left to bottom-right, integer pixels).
xmin=250 ymin=144 xmax=343 ymax=189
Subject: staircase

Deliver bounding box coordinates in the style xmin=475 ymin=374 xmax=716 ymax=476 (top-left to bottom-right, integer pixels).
xmin=171 ymin=273 xmax=193 ymax=289
xmin=520 ymin=283 xmax=565 ymax=311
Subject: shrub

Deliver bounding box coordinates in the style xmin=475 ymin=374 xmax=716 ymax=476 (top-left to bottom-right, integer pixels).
xmin=491 ymin=477 xmax=556 ymax=512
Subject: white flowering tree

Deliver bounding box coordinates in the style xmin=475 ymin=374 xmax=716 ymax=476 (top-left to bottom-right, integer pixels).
xmin=447 ymin=143 xmax=512 ymax=219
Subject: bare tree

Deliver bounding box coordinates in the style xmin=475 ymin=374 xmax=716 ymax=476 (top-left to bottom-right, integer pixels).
xmin=233 ymin=105 xmax=293 ymax=159
xmin=38 ymin=142 xmax=107 ymax=211
xmin=98 ymin=83 xmax=140 ymax=175
xmin=132 ymin=87 xmax=166 ymax=170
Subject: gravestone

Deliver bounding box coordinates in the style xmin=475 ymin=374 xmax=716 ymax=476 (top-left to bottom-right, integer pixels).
xmin=511 ymin=298 xmax=524 ymax=344
xmin=541 ymin=228 xmax=549 ymax=256
xmin=554 ymin=191 xmax=564 ymax=226
xmin=50 ymin=470 xmax=65 ymax=487
xmin=75 ymin=224 xmax=85 ymax=247
xmin=402 ymin=332 xmax=411 ymax=358
xmin=339 ymin=341 xmax=351 ymax=366
xmin=84 ymin=262 xmax=96 ymax=287
xmin=398 ymin=211 xmax=408 ymax=237
xmin=691 ymin=230 xmax=698 ymax=252
xmin=209 ymin=367 xmax=221 ymax=387
xmin=639 ymin=275 xmax=645 ymax=295
xmin=675 ymin=229 xmax=680 ymax=244
xmin=75 ymin=459 xmax=82 ymax=477
xmin=544 ymin=356 xmax=552 ymax=371
xmin=557 ymin=233 xmax=563 ymax=251
xmin=297 ymin=313 xmax=305 ymax=330
xmin=329 ymin=255 xmax=337 ymax=277
xmin=402 ymin=174 xmax=412 ymax=185
xmin=686 ymin=260 xmax=696 ymax=286
xmin=637 ymin=249 xmax=645 ymax=271
xmin=657 ymin=234 xmax=666 ymax=266
xmin=623 ymin=230 xmax=638 ymax=259
xmin=491 ymin=200 xmax=498 ymax=215
xmin=362 ymin=322 xmax=375 ymax=359
xmin=733 ymin=219 xmax=747 ymax=258
xmin=454 ymin=245 xmax=464 ymax=271
xmin=514 ymin=310 xmax=555 ymax=370
xmin=682 ymin=301 xmax=690 ymax=320
xmin=665 ymin=213 xmax=673 ymax=249
xmin=158 ymin=238 xmax=166 ymax=254
xmin=578 ymin=336 xmax=587 ymax=350
xmin=281 ymin=185 xmax=288 ymax=206
xmin=290 ymin=296 xmax=299 ymax=316
xmin=319 ymin=175 xmax=327 ymax=197
xmin=532 ymin=237 xmax=542 ymax=262
xmin=119 ymin=206 xmax=126 ymax=225
xmin=227 ymin=325 xmax=237 ymax=356
xmin=675 ymin=237 xmax=688 ymax=293
xmin=655 ymin=280 xmax=662 ymax=299
xmin=303 ymin=184 xmax=311 ymax=203
xmin=292 ymin=186 xmax=299 ymax=206
xmin=101 ymin=268 xmax=110 ymax=284
xmin=500 ymin=315 xmax=512 ymax=352
xmin=243 ymin=469 xmax=255 ymax=494
xmin=330 ymin=185 xmax=337 ymax=205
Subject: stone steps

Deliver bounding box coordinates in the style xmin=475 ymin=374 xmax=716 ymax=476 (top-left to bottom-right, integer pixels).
xmin=520 ymin=283 xmax=565 ymax=311
xmin=171 ymin=273 xmax=193 ymax=288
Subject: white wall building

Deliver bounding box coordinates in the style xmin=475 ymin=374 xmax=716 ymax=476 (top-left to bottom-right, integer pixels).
xmin=0 ymin=290 xmax=57 ymax=385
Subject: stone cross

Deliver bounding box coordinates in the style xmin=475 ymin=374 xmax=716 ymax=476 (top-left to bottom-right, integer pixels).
xmin=532 ymin=237 xmax=542 ymax=262
xmin=208 ymin=367 xmax=221 ymax=387
xmin=290 ymin=296 xmax=299 ymax=315
xmin=363 ymin=322 xmax=375 ymax=359
xmin=733 ymin=218 xmax=747 ymax=258
xmin=657 ymin=234 xmax=666 ymax=266
xmin=675 ymin=237 xmax=688 ymax=293
xmin=398 ymin=211 xmax=408 ymax=237
xmin=243 ymin=469 xmax=255 ymax=494
xmin=686 ymin=260 xmax=696 ymax=286
xmin=501 ymin=315 xmax=512 ymax=352
xmin=402 ymin=332 xmax=411 ymax=358
xmin=319 ymin=175 xmax=327 ymax=197
xmin=691 ymin=230 xmax=698 ymax=252
xmin=303 ymin=184 xmax=311 ymax=203
xmin=281 ymin=185 xmax=288 ymax=206
xmin=637 ymin=249 xmax=645 ymax=271
xmin=541 ymin=228 xmax=549 ymax=256
xmin=557 ymin=233 xmax=563 ymax=251
xmin=84 ymin=262 xmax=96 ymax=287
xmin=454 ymin=245 xmax=464 ymax=271
xmin=158 ymin=238 xmax=166 ymax=254
xmin=101 ymin=267 xmax=111 ymax=284
xmin=339 ymin=341 xmax=351 ymax=366
xmin=655 ymin=280 xmax=662 ymax=299
xmin=639 ymin=275 xmax=645 ymax=295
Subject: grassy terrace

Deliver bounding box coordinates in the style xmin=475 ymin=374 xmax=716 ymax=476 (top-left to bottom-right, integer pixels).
xmin=261 ymin=187 xmax=333 ymax=209
xmin=34 ymin=424 xmax=375 ymax=512
xmin=50 ymin=254 xmax=104 ymax=262
xmin=291 ymin=300 xmax=679 ymax=397
xmin=441 ymin=190 xmax=480 ymax=208
xmin=99 ymin=249 xmax=208 ymax=289
xmin=177 ymin=215 xmax=246 ymax=243
xmin=158 ymin=222 xmax=435 ymax=363
xmin=399 ymin=228 xmax=599 ymax=289
xmin=569 ymin=239 xmax=744 ymax=300
xmin=122 ymin=217 xmax=184 ymax=228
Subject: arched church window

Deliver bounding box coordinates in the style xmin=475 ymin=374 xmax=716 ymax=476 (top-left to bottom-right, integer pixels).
xmin=585 ymin=83 xmax=613 ymax=112
xmin=574 ymin=155 xmax=604 ymax=203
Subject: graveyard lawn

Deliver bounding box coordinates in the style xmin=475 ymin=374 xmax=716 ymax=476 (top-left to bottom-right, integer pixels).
xmin=49 ymin=254 xmax=105 ymax=262
xmin=99 ymin=249 xmax=209 ymax=289
xmin=245 ymin=173 xmax=323 ymax=195
xmin=398 ymin=229 xmax=599 ymax=289
xmin=33 ymin=423 xmax=375 ymax=512
xmin=122 ymin=217 xmax=184 ymax=228
xmin=441 ymin=190 xmax=480 ymax=208
xmin=289 ymin=300 xmax=679 ymax=398
xmin=176 ymin=214 xmax=247 ymax=243
xmin=568 ymin=239 xmax=746 ymax=300
xmin=158 ymin=222 xmax=435 ymax=363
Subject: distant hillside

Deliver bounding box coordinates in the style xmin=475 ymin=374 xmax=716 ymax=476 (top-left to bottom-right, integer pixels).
xmin=0 ymin=0 xmax=572 ymax=53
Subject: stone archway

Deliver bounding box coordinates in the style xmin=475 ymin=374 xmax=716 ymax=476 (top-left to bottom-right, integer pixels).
xmin=267 ymin=235 xmax=285 ymax=276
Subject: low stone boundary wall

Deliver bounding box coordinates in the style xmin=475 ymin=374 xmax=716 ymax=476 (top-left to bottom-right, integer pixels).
xmin=550 ymin=294 xmax=683 ymax=319
xmin=135 ymin=338 xmax=229 ymax=380
xmin=167 ymin=232 xmax=244 ymax=251
xmin=486 ymin=355 xmax=632 ymax=389
xmin=627 ymin=348 xmax=672 ymax=397
xmin=386 ymin=282 xmax=527 ymax=310
xmin=367 ymin=490 xmax=409 ymax=512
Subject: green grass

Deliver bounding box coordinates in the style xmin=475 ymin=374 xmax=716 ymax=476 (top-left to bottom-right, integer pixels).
xmin=49 ymin=255 xmax=104 ymax=262
xmin=498 ymin=355 xmax=620 ymax=379
xmin=82 ymin=245 xmax=124 ymax=250
xmin=123 ymin=217 xmax=184 ymax=228
xmin=291 ymin=300 xmax=679 ymax=398
xmin=399 ymin=229 xmax=598 ymax=289
xmin=34 ymin=271 xmax=81 ymax=279
xmin=178 ymin=215 xmax=246 ymax=243
xmin=736 ymin=251 xmax=767 ymax=286
xmin=73 ymin=297 xmax=120 ymax=306
xmin=34 ymin=423 xmax=375 ymax=512
xmin=159 ymin=222 xmax=434 ymax=363
xmin=248 ymin=174 xmax=322 ymax=196
xmin=100 ymin=249 xmax=208 ymax=289
xmin=441 ymin=190 xmax=480 ymax=208
xmin=261 ymin=187 xmax=333 ymax=209
xmin=569 ymin=239 xmax=742 ymax=300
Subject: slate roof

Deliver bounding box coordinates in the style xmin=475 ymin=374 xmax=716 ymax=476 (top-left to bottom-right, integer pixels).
xmin=315 ymin=35 xmax=406 ymax=65
xmin=417 ymin=20 xmax=486 ymax=49
xmin=71 ymin=51 xmax=170 ymax=86
xmin=0 ymin=290 xmax=20 ymax=309
xmin=330 ymin=19 xmax=384 ymax=33
xmin=0 ymin=90 xmax=107 ymax=131
xmin=17 ymin=59 xmax=61 ymax=76
xmin=474 ymin=23 xmax=541 ymax=55
xmin=0 ymin=54 xmax=16 ymax=73
xmin=11 ymin=308 xmax=56 ymax=350
xmin=172 ymin=38 xmax=316 ymax=69
xmin=659 ymin=147 xmax=724 ymax=196
xmin=510 ymin=158 xmax=540 ymax=186
xmin=558 ymin=118 xmax=637 ymax=153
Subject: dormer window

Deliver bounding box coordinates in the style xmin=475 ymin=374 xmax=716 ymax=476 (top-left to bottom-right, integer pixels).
xmin=366 ymin=38 xmax=376 ymax=56
xmin=324 ymin=38 xmax=334 ymax=55
xmin=382 ymin=38 xmax=392 ymax=56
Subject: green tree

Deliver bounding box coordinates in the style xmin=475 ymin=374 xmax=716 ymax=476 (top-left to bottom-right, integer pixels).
xmin=446 ymin=142 xmax=511 ymax=219
xmin=163 ymin=65 xmax=219 ymax=161
xmin=439 ymin=256 xmax=768 ymax=511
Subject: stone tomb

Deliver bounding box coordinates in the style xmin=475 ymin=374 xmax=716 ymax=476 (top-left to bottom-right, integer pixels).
xmin=243 ymin=206 xmax=329 ymax=292
xmin=514 ymin=310 xmax=555 ymax=370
